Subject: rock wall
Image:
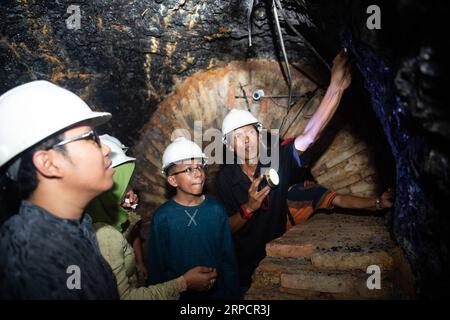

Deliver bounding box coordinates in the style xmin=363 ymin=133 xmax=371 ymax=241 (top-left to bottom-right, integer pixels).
xmin=0 ymin=0 xmax=316 ymax=146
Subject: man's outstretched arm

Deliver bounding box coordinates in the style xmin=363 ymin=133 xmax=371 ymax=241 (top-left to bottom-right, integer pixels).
xmin=295 ymin=49 xmax=352 ymax=153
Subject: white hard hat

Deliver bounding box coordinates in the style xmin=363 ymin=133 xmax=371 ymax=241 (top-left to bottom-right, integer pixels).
xmin=221 ymin=108 xmax=262 ymax=144
xmin=162 ymin=137 xmax=207 ymax=174
xmin=100 ymin=134 xmax=136 ymax=168
xmin=0 ymin=80 xmax=111 ymax=169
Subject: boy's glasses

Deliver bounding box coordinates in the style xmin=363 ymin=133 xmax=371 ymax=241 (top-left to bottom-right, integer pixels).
xmin=171 ymin=164 xmax=207 ymax=176
xmin=49 ymin=130 xmax=101 ymax=149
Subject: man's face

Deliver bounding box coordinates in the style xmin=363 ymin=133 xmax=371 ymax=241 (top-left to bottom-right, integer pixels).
xmin=167 ymin=159 xmax=205 ymax=197
xmin=229 ymin=124 xmax=259 ymax=163
xmin=59 ymin=125 xmax=115 ymax=197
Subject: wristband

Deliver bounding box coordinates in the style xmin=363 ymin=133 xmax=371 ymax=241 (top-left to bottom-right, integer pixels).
xmin=240 ymin=205 xmax=252 ymax=220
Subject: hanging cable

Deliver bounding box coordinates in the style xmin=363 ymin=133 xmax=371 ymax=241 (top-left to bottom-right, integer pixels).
xmin=275 ymin=0 xmax=331 ymax=71
xmin=281 ymin=87 xmax=319 ymax=136
xmin=247 ymin=0 xmax=254 ymax=47
xmin=272 ymin=0 xmax=293 ymax=136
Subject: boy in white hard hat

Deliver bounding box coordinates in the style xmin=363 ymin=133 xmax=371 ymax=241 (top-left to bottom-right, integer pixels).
xmin=216 ymin=50 xmax=393 ymax=291
xmin=89 ymin=135 xmax=218 ymax=300
xmin=147 ymin=137 xmax=239 ymax=300
xmin=0 ymin=80 xmax=118 ymax=299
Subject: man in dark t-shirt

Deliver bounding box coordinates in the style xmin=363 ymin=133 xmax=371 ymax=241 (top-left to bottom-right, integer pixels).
xmin=216 ymin=137 xmax=309 ymax=287
xmin=215 ymin=50 xmax=353 ymax=290
xmin=215 ymin=51 xmax=394 ymax=291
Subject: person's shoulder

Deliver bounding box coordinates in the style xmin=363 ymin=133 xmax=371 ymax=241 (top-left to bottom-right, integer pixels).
xmin=0 ymin=215 xmax=37 ymax=271
xmin=155 ymin=200 xmax=174 ymax=212
xmin=1 ymin=213 xmax=21 ymax=229
xmin=278 ymin=137 xmax=296 ymax=156
xmin=205 ymin=197 xmax=229 ymax=217
xmin=152 ymin=200 xmax=175 ymax=221
xmin=216 ymin=164 xmax=235 ymax=178
xmin=0 ymin=214 xmax=30 ymax=244
xmin=205 ymin=196 xmax=222 ymax=207
xmin=280 ymin=137 xmax=295 ymax=147
xmin=94 ymin=223 xmax=122 ymax=238
xmin=216 ymin=165 xmax=236 ymax=183
xmin=94 ymin=223 xmax=126 ymax=249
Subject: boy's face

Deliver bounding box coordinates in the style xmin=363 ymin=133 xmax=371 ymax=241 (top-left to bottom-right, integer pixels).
xmin=56 ymin=125 xmax=115 ymax=197
xmin=229 ymin=124 xmax=260 ymax=163
xmin=167 ymin=159 xmax=205 ymax=197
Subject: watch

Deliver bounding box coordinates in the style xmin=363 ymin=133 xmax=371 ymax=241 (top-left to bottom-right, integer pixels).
xmin=375 ymin=197 xmax=382 ymax=210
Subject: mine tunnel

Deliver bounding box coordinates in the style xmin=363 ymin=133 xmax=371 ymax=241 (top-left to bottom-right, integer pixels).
xmin=0 ymin=0 xmax=449 ymax=300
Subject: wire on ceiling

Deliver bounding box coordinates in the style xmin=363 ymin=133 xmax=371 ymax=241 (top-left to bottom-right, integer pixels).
xmin=274 ymin=0 xmax=331 ymax=71
xmin=247 ymin=0 xmax=254 ymax=47
xmin=272 ymin=0 xmax=293 ymax=136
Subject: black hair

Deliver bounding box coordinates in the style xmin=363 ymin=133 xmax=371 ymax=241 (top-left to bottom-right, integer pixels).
xmin=15 ymin=133 xmax=67 ymax=200
xmin=0 ymin=174 xmax=20 ymax=224
xmin=165 ymin=164 xmax=177 ymax=176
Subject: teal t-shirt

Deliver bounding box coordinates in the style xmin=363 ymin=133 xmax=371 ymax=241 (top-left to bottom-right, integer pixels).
xmin=147 ymin=196 xmax=239 ymax=300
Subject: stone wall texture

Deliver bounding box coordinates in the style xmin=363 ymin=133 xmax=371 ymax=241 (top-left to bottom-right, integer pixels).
xmin=246 ymin=213 xmax=415 ymax=300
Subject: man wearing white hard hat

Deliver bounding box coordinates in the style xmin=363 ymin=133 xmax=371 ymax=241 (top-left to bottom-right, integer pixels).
xmin=216 ymin=50 xmax=393 ymax=291
xmin=0 ymin=80 xmax=118 ymax=299
xmin=147 ymin=137 xmax=239 ymax=299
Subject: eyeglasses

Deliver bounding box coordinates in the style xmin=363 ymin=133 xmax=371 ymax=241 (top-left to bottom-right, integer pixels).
xmin=50 ymin=130 xmax=101 ymax=149
xmin=170 ymin=164 xmax=207 ymax=176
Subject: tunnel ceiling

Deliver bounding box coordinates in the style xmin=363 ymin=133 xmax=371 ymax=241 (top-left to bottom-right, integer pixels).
xmin=1 ymin=0 xmax=449 ymax=298
xmin=0 ymin=0 xmax=328 ymax=147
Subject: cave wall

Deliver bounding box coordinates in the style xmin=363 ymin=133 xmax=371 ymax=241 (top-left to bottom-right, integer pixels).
xmin=240 ymin=0 xmax=450 ymax=299
xmin=348 ymin=1 xmax=449 ymax=299
xmin=0 ymin=0 xmax=318 ymax=146
xmin=1 ymin=0 xmax=449 ymax=298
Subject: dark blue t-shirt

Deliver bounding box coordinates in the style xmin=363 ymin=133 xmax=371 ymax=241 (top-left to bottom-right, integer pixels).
xmin=147 ymin=196 xmax=239 ymax=300
xmin=0 ymin=201 xmax=118 ymax=299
